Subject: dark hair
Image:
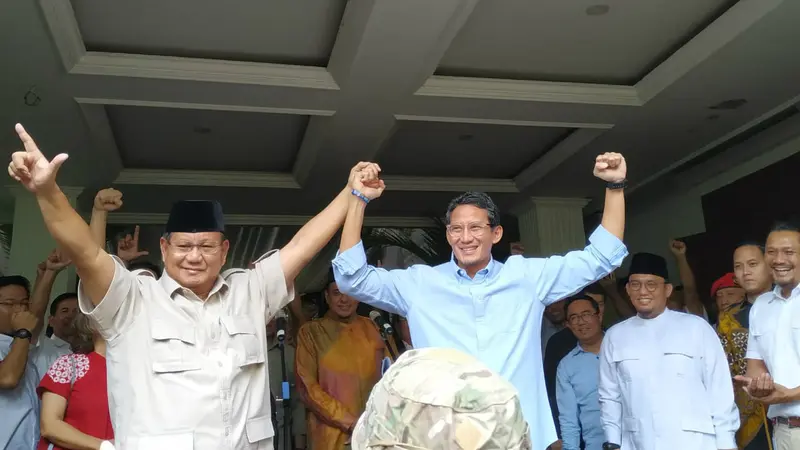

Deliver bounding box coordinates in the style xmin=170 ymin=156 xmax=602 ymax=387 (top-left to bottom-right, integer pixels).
xmin=128 ymin=260 xmax=163 ymax=278
xmin=445 ymin=192 xmax=500 ymax=227
xmin=326 ymin=268 xmax=336 ymax=290
xmin=583 ymin=282 xmax=604 ymax=296
xmin=563 ymin=294 xmax=600 ymax=316
xmin=49 ymin=292 xmax=78 ymax=317
xmin=770 ymin=220 xmax=800 ymax=234
xmin=0 ymin=275 xmax=31 ymax=297
xmin=736 ymin=241 xmax=765 ymax=253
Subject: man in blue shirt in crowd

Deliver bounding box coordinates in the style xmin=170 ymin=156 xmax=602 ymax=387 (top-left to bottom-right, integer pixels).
xmin=556 ymin=295 xmax=606 ymax=450
xmin=332 ymin=153 xmax=628 ymax=449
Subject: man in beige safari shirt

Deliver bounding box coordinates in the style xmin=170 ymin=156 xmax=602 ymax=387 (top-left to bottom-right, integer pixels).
xmin=7 ymin=123 xmax=384 ymax=450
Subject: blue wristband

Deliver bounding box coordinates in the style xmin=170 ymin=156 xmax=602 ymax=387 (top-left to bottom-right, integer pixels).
xmin=351 ymin=189 xmax=370 ymax=204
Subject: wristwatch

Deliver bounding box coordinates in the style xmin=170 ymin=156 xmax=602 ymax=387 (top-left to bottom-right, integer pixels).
xmin=606 ymin=179 xmax=627 ymax=190
xmin=602 ymin=443 xmax=621 ymax=450
xmin=11 ymin=328 xmax=32 ymax=340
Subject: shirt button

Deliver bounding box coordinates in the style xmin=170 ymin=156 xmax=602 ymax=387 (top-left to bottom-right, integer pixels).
xmin=224 ymin=427 xmax=230 ymax=436
xmin=217 ymin=361 xmax=223 ymax=367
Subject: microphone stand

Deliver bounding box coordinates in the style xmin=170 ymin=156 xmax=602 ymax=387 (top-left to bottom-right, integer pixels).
xmin=378 ymin=327 xmax=398 ymax=361
xmin=277 ymin=333 xmax=294 ymax=450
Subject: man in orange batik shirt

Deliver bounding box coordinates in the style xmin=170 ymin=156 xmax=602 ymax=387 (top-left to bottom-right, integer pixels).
xmin=295 ymin=273 xmax=394 ymax=450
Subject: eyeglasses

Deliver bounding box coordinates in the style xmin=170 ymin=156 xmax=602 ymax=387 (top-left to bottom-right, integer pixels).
xmin=628 ymin=280 xmax=664 ymax=292
xmin=446 ymin=223 xmax=491 ymax=238
xmin=168 ymin=242 xmax=222 ymax=256
xmin=0 ymin=299 xmax=30 ymax=309
xmin=567 ymin=311 xmax=598 ymax=325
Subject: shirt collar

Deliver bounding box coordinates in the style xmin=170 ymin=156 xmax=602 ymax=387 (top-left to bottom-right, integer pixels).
xmin=769 ymin=283 xmax=800 ymax=302
xmin=158 ymin=271 xmax=229 ymax=300
xmin=449 ymin=254 xmax=497 ymax=281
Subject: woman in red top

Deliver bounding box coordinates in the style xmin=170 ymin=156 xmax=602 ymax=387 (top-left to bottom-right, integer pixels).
xmin=38 ymin=312 xmax=113 ymax=450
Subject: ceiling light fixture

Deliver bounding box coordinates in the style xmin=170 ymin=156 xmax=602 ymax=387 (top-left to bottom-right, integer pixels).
xmin=23 ymin=86 xmax=41 ymax=107
xmin=585 ymin=4 xmax=610 ymax=16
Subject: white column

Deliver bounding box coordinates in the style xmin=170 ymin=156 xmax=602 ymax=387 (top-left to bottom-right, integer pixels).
xmin=515 ymin=197 xmax=589 ymax=257
xmin=8 ymin=186 xmax=84 ymax=293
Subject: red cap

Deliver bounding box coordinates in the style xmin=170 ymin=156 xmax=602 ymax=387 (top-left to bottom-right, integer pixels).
xmin=711 ymin=272 xmax=739 ymax=297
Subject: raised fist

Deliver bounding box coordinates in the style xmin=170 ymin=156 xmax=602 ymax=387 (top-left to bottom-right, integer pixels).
xmin=7 ymin=124 xmax=68 ymax=193
xmin=11 ymin=310 xmax=38 ymax=332
xmin=94 ymin=188 xmax=123 ymax=212
xmin=669 ymin=240 xmax=687 ymax=256
xmin=593 ymin=152 xmax=626 ymax=183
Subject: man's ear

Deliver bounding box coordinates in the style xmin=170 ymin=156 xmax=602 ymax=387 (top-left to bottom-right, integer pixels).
xmin=665 ymin=283 xmax=674 ymax=299
xmin=491 ymin=225 xmax=504 ymax=244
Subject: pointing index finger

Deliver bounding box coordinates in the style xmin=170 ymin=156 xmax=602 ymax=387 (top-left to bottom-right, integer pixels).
xmin=15 ymin=124 xmax=41 ymax=155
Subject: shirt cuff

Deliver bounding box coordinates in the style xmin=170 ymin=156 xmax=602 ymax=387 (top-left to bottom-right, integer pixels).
xmin=332 ymin=241 xmax=367 ymax=276
xmin=745 ymin=349 xmax=762 ymax=360
xmin=588 ymin=225 xmax=628 ymax=265
xmin=604 ymin=426 xmax=621 ymax=447
xmin=715 ymin=431 xmax=737 ymax=449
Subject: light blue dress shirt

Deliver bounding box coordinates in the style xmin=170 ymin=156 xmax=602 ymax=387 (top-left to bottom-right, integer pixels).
xmin=0 ymin=334 xmax=43 ymax=450
xmin=556 ymin=344 xmax=604 ymax=450
xmin=332 ymin=225 xmax=627 ymax=448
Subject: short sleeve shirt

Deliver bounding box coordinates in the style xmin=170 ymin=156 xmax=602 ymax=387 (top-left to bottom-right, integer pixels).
xmin=37 ymin=352 xmax=113 ymax=450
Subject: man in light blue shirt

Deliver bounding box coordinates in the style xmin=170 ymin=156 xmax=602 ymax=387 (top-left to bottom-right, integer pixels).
xmin=556 ymin=295 xmax=606 ymax=450
xmin=332 ymin=153 xmax=629 ymax=449
xmin=0 ymin=277 xmax=43 ymax=450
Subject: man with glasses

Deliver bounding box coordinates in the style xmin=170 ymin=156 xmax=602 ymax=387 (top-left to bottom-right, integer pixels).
xmin=0 ymin=276 xmax=42 ymax=450
xmin=7 ymin=123 xmax=384 ymax=450
xmin=556 ymin=294 xmax=606 ymax=450
xmin=333 ymin=152 xmax=629 ymax=449
xmin=598 ymin=253 xmax=739 ymax=450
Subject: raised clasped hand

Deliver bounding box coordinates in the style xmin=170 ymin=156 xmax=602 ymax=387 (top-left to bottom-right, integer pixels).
xmin=593 ymin=152 xmax=626 ymax=183
xmin=7 ymin=124 xmax=68 ymax=194
xmin=348 ymin=161 xmax=385 ymax=201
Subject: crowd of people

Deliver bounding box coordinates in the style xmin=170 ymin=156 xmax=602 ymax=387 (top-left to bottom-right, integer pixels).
xmin=1 ymin=122 xmax=799 ymax=450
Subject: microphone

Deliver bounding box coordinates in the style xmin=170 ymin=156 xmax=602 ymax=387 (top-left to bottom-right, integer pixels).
xmin=275 ymin=310 xmax=288 ymax=342
xmin=369 ymin=310 xmax=393 ymax=336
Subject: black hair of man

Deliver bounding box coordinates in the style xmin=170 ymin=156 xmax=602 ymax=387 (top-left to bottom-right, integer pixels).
xmin=49 ymin=292 xmax=77 ymax=317
xmin=0 ymin=275 xmax=31 ymax=297
xmin=769 ymin=220 xmax=800 ymax=235
xmin=563 ymin=293 xmax=600 ymax=316
xmin=583 ymin=282 xmax=604 ymax=296
xmin=445 ymin=192 xmax=500 ymax=227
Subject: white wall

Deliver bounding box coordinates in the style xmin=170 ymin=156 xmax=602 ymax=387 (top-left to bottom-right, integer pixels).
xmin=623 ymin=111 xmax=800 ymax=283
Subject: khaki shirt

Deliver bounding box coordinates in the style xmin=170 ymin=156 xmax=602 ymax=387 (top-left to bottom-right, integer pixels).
xmin=78 ymin=251 xmax=293 ymax=450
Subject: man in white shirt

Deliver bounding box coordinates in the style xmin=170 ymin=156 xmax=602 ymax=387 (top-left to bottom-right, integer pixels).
xmin=7 ymin=123 xmax=382 ymax=450
xmin=736 ymin=223 xmax=800 ymax=449
xmin=598 ymin=252 xmax=739 ymax=450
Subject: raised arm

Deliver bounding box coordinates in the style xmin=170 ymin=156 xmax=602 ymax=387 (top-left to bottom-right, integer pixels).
xmin=8 ymin=125 xmax=114 ymax=306
xmin=332 ymin=172 xmax=411 ymax=315
xmin=279 ymin=162 xmax=381 ymax=285
xmin=668 ymin=240 xmax=704 ymax=317
xmin=598 ymin=336 xmax=622 ymax=446
xmin=701 ymin=324 xmax=739 ymax=450
xmin=29 ymin=249 xmax=72 ymax=339
xmin=89 ymin=188 xmax=123 ymax=250
xmin=527 ymin=154 xmax=628 ymax=305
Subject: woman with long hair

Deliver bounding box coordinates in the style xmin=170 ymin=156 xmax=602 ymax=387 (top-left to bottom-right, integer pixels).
xmin=37 ymin=312 xmax=114 ymax=450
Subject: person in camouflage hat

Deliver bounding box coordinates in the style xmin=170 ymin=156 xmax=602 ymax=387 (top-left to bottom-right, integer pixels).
xmin=352 ymin=348 xmax=532 ymax=450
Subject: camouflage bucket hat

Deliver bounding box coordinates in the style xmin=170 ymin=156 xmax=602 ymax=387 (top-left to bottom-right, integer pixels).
xmin=352 ymin=348 xmax=531 ymax=450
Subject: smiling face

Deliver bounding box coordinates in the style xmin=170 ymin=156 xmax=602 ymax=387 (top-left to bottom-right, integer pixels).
xmin=765 ymin=230 xmax=800 ymax=296
xmin=626 ymin=274 xmax=672 ymax=319
xmin=325 ymin=282 xmax=358 ymax=320
xmin=445 ymin=204 xmax=503 ymax=275
xmin=565 ymin=299 xmax=603 ymax=343
xmin=160 ymin=231 xmax=229 ymax=296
